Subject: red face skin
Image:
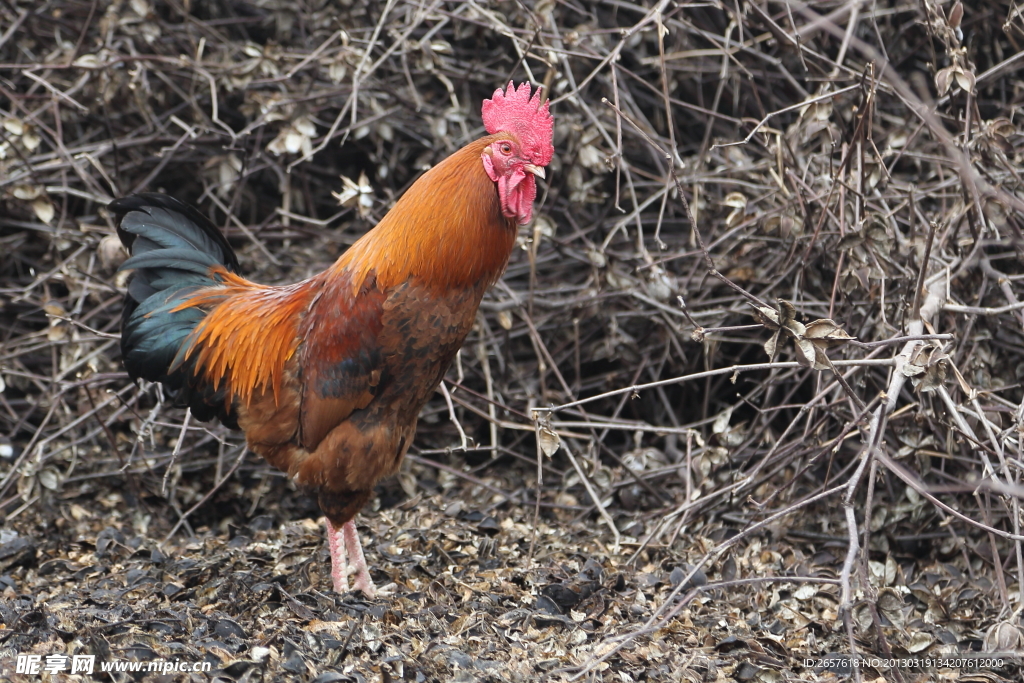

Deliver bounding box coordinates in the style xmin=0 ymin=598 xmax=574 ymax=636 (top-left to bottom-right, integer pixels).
xmin=481 ymin=139 xmax=545 ymax=225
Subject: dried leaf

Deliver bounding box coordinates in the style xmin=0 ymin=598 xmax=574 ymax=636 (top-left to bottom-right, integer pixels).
xmin=793 ymin=338 xmax=817 ymax=368
xmin=98 ymin=234 xmax=126 ymax=269
xmin=586 ymin=248 xmax=607 ymax=268
xmin=533 ymin=215 xmax=556 ymax=239
xmin=763 ymin=330 xmax=779 ymax=359
xmin=804 ymin=100 xmax=832 ymax=122
xmin=906 ymin=343 xmax=948 ymax=392
xmin=72 ymin=54 xmax=102 ymax=69
xmin=21 ymin=128 xmax=40 ymax=151
xmin=865 ymin=218 xmax=892 ymax=257
xmin=722 ymin=192 xmax=747 ymax=208
xmin=3 ymin=117 xmax=23 ymax=135
xmin=803 ymin=318 xmax=855 ymax=369
xmin=538 ymin=426 xmax=560 ymax=457
xmin=754 ymin=306 xmax=780 ymax=329
xmin=948 ymin=0 xmax=964 ymax=29
xmin=762 ymin=212 xmax=800 ymax=239
xmin=43 ymin=302 xmax=66 ymax=317
xmin=711 ymin=406 xmax=734 ymax=435
xmin=935 ymin=66 xmax=954 ymax=95
xmin=954 ymin=68 xmax=976 ymax=93
xmin=578 ymin=144 xmax=606 ymax=170
xmin=32 ymin=197 xmax=55 ymax=224
xmin=987 ymin=117 xmax=1015 ymax=138
xmin=777 ymin=300 xmax=800 ymax=331
xmin=984 ymin=621 xmax=1023 ymax=652
xmin=332 ymin=172 xmax=374 ymax=218
xmin=130 ymin=0 xmax=152 ymax=17
xmin=38 ymin=467 xmax=60 ymax=491
xmin=907 ymin=631 xmax=933 ymax=653
xmin=877 ymin=587 xmax=905 ymax=629
xmin=900 ymin=363 xmax=925 ymax=377
xmin=793 ymin=584 xmax=816 ymax=601
xmin=13 ymin=185 xmax=41 ymax=200
xmin=803 ymin=319 xmax=854 ymax=345
xmin=720 ymin=425 xmax=746 ymax=449
xmin=47 ymin=323 xmax=66 ymax=342
xmin=644 ymin=266 xmax=674 ymax=302
xmin=754 ymin=303 xmax=853 ymax=371
xmin=267 ymin=116 xmax=316 ymax=156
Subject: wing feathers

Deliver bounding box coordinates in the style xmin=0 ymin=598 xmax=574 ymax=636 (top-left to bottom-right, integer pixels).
xmin=297 ymin=272 xmax=387 ymax=452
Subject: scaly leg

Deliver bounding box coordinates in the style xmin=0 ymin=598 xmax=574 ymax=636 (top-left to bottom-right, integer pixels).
xmin=324 ymin=518 xmax=348 ymax=593
xmin=323 ymin=518 xmax=376 ymax=597
xmin=342 ymin=520 xmax=376 ymax=597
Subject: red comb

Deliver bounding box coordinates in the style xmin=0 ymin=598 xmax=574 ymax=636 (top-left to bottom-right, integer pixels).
xmin=481 ymin=81 xmax=554 ymax=166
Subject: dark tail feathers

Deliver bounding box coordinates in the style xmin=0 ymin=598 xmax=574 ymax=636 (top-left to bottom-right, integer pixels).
xmin=112 ymin=193 xmax=240 ymax=426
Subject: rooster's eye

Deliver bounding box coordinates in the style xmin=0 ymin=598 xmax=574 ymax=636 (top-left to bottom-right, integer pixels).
xmin=499 ymin=143 xmax=512 ymax=154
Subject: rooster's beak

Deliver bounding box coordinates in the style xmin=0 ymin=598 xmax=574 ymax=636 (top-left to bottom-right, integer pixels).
xmin=523 ymin=164 xmax=546 ymax=179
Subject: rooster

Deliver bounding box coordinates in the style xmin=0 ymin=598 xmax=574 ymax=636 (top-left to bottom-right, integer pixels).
xmin=111 ymin=82 xmax=553 ymax=596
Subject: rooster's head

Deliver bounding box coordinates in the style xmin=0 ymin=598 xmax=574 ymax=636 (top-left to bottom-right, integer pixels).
xmin=480 ymin=81 xmax=554 ymax=225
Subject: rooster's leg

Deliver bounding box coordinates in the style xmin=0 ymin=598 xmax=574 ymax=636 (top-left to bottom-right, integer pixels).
xmin=324 ymin=518 xmax=349 ymax=593
xmin=341 ymin=520 xmax=376 ymax=597
xmin=323 ymin=518 xmax=376 ymax=597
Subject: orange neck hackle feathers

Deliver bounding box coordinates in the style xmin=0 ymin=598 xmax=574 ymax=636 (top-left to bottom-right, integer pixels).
xmin=332 ymin=137 xmax=517 ymax=293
